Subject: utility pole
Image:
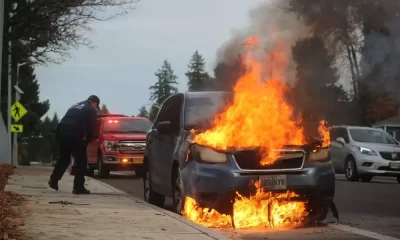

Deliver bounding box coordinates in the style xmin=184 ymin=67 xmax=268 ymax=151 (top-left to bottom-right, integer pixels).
xmin=7 ymin=31 xmax=12 ymax=164
xmin=12 ymin=62 xmax=26 ymax=167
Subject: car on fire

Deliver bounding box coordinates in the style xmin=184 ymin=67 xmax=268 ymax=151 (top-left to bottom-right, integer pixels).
xmin=330 ymin=125 xmax=400 ymax=183
xmin=143 ymin=92 xmax=336 ymax=224
xmin=86 ymin=114 xmax=152 ymax=178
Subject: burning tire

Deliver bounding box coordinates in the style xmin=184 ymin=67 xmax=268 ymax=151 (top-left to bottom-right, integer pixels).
xmin=172 ymin=166 xmax=185 ymax=214
xmin=143 ymin=163 xmax=165 ymax=207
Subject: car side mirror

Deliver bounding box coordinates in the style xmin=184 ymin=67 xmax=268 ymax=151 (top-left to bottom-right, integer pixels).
xmin=336 ymin=137 xmax=345 ymax=145
xmin=157 ymin=121 xmax=172 ymax=134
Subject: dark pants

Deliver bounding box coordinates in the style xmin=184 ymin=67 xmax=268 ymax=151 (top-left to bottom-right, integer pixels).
xmin=50 ymin=132 xmax=87 ymax=189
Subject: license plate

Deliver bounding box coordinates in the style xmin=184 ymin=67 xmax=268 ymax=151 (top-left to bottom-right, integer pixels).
xmin=132 ymin=157 xmax=144 ymax=164
xmin=259 ymin=175 xmax=287 ymax=190
xmin=389 ymin=162 xmax=400 ymax=170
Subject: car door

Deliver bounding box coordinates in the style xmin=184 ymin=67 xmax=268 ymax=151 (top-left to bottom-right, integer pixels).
xmin=87 ymin=119 xmax=102 ymax=164
xmin=157 ymin=94 xmax=184 ymax=197
xmin=148 ymin=101 xmax=171 ymax=194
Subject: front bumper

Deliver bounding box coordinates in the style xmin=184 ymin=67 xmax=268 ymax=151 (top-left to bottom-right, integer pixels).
xmin=101 ymin=154 xmax=144 ymax=171
xmin=181 ymin=161 xmax=335 ymax=215
xmin=356 ymin=154 xmax=400 ymax=177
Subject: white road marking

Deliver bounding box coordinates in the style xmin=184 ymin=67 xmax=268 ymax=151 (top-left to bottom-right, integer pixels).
xmin=330 ymin=223 xmax=400 ymax=240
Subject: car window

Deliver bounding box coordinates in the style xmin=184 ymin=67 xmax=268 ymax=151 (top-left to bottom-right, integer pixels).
xmin=153 ymin=94 xmax=183 ymax=132
xmin=340 ymin=128 xmax=350 ymax=143
xmin=103 ymin=119 xmax=152 ymax=133
xmin=330 ymin=128 xmax=339 ymax=141
xmin=349 ymin=128 xmax=397 ymax=144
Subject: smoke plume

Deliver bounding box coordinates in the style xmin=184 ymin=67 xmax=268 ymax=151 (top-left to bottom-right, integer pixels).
xmin=214 ymin=0 xmax=307 ymax=88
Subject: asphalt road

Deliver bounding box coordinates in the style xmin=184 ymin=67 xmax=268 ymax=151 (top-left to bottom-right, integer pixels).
xmin=97 ymin=172 xmax=400 ymax=240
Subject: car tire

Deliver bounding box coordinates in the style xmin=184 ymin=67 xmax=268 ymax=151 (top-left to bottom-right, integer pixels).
xmin=315 ymin=203 xmax=329 ymax=222
xmin=360 ymin=175 xmax=373 ymax=182
xmin=397 ymin=176 xmax=400 ymax=184
xmin=345 ymin=157 xmax=359 ymax=181
xmin=143 ymin=164 xmax=165 ymax=207
xmin=97 ymin=153 xmax=110 ymax=178
xmin=172 ymin=166 xmax=185 ymax=215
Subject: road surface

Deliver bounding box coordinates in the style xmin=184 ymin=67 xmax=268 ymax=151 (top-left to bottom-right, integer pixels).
xmin=97 ymin=172 xmax=400 ymax=240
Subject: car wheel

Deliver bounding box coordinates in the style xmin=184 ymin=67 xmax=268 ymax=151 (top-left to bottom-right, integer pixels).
xmin=345 ymin=157 xmax=359 ymax=181
xmin=143 ymin=164 xmax=165 ymax=207
xmin=360 ymin=175 xmax=373 ymax=182
xmin=97 ymin=153 xmax=110 ymax=178
xmin=86 ymin=167 xmax=95 ymax=177
xmin=315 ymin=203 xmax=329 ymax=222
xmin=397 ymin=176 xmax=400 ymax=184
xmin=172 ymin=167 xmax=185 ymax=215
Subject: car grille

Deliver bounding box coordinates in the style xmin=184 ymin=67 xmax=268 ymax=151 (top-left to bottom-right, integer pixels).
xmin=233 ymin=149 xmax=305 ymax=170
xmin=379 ymin=152 xmax=400 ymax=161
xmin=118 ymin=141 xmax=146 ymax=154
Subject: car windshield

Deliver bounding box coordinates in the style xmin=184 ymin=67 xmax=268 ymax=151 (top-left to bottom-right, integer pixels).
xmin=184 ymin=93 xmax=232 ymax=130
xmin=349 ymin=128 xmax=397 ymax=144
xmin=103 ymin=119 xmax=152 ymax=133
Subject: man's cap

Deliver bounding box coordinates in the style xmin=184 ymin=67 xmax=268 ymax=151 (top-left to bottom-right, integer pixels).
xmin=88 ymin=95 xmax=100 ymax=110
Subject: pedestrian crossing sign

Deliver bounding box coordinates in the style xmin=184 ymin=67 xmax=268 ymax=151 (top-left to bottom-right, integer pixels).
xmin=11 ymin=101 xmax=28 ymax=122
xmin=11 ymin=124 xmax=23 ymax=133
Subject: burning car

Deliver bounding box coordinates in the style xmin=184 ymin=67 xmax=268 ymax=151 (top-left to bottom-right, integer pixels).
xmin=143 ymin=42 xmax=337 ymax=229
xmin=143 ymin=92 xmax=336 ymax=229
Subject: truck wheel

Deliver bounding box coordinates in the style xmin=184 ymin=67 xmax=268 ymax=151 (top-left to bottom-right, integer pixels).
xmin=172 ymin=166 xmax=185 ymax=214
xmin=97 ymin=153 xmax=110 ymax=178
xmin=135 ymin=166 xmax=144 ymax=178
xmin=345 ymin=157 xmax=359 ymax=181
xmin=143 ymin=164 xmax=165 ymax=207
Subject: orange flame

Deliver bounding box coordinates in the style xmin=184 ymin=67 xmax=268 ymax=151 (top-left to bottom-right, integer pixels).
xmin=182 ymin=181 xmax=308 ymax=229
xmin=318 ymin=120 xmax=330 ymax=147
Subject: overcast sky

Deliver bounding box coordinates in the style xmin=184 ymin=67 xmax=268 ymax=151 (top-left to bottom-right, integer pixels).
xmin=35 ymin=0 xmax=266 ymax=118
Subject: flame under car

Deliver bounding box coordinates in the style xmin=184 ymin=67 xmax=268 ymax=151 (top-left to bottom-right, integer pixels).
xmin=180 ymin=143 xmax=335 ymax=226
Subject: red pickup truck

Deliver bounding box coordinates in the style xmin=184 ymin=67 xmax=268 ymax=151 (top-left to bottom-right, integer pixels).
xmin=86 ymin=114 xmax=151 ymax=178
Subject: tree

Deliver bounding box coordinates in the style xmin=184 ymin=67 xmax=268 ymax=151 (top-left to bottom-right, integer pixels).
xmin=148 ymin=60 xmax=178 ymax=121
xmin=137 ymin=106 xmax=149 ymax=118
xmin=290 ymin=37 xmax=347 ymax=123
xmin=99 ymin=104 xmax=110 ymax=114
xmin=186 ymin=50 xmax=210 ymax=91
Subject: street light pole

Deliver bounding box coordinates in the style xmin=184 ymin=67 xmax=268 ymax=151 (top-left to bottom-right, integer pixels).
xmin=12 ymin=62 xmax=27 ymax=167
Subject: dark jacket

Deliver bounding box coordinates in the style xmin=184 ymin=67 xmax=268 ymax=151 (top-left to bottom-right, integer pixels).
xmin=57 ymin=100 xmax=97 ymax=143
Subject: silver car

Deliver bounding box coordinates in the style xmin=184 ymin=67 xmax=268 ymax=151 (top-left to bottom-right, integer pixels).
xmin=330 ymin=125 xmax=400 ymax=183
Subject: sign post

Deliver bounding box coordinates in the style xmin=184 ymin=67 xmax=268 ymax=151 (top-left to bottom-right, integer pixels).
xmin=10 ymin=100 xmax=27 ymax=167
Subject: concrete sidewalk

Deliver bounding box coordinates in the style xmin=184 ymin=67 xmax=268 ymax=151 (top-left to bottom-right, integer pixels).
xmin=5 ymin=167 xmax=233 ymax=240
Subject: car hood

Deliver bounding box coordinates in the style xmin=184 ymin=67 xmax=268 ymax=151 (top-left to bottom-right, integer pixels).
xmin=102 ymin=133 xmax=147 ymax=141
xmin=354 ymin=142 xmax=400 ymax=152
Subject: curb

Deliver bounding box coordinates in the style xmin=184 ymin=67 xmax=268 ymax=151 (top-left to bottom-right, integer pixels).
xmin=87 ymin=176 xmax=238 ymax=240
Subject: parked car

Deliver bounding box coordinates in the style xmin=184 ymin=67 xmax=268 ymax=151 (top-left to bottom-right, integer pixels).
xmin=329 ymin=125 xmax=400 ymax=183
xmin=86 ymin=114 xmax=152 ymax=178
xmin=143 ymin=92 xmax=335 ymax=222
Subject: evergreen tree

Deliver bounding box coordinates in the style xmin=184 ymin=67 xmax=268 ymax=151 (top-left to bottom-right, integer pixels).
xmin=137 ymin=106 xmax=149 ymax=118
xmin=100 ymin=104 xmax=110 ymax=114
xmin=148 ymin=60 xmax=178 ymax=121
xmin=186 ymin=50 xmax=210 ymax=91
xmin=291 ymin=36 xmax=347 ymax=124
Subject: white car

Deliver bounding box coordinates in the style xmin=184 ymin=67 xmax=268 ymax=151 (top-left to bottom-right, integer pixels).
xmin=330 ymin=125 xmax=400 ymax=183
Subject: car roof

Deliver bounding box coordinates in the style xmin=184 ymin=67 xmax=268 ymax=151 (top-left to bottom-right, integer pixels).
xmin=332 ymin=125 xmax=381 ymax=130
xmin=184 ymin=91 xmax=232 ymax=99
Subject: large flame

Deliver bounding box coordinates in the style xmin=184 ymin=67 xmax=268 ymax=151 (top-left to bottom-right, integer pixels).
xmin=185 ymin=37 xmax=330 ymax=229
xmin=183 ymin=181 xmax=308 ymax=229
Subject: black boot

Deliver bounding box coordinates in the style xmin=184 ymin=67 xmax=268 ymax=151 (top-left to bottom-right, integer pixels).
xmin=48 ymin=178 xmax=59 ymax=191
xmin=72 ymin=187 xmax=91 ymax=195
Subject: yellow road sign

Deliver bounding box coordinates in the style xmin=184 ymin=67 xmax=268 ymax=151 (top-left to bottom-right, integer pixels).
xmin=11 ymin=101 xmax=27 ymax=122
xmin=11 ymin=124 xmax=23 ymax=133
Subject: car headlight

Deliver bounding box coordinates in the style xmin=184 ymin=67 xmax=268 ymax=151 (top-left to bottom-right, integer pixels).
xmin=190 ymin=144 xmax=228 ymax=164
xmin=357 ymin=146 xmax=377 ymax=156
xmin=308 ymin=148 xmax=330 ymax=162
xmin=104 ymin=141 xmax=119 ymax=152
